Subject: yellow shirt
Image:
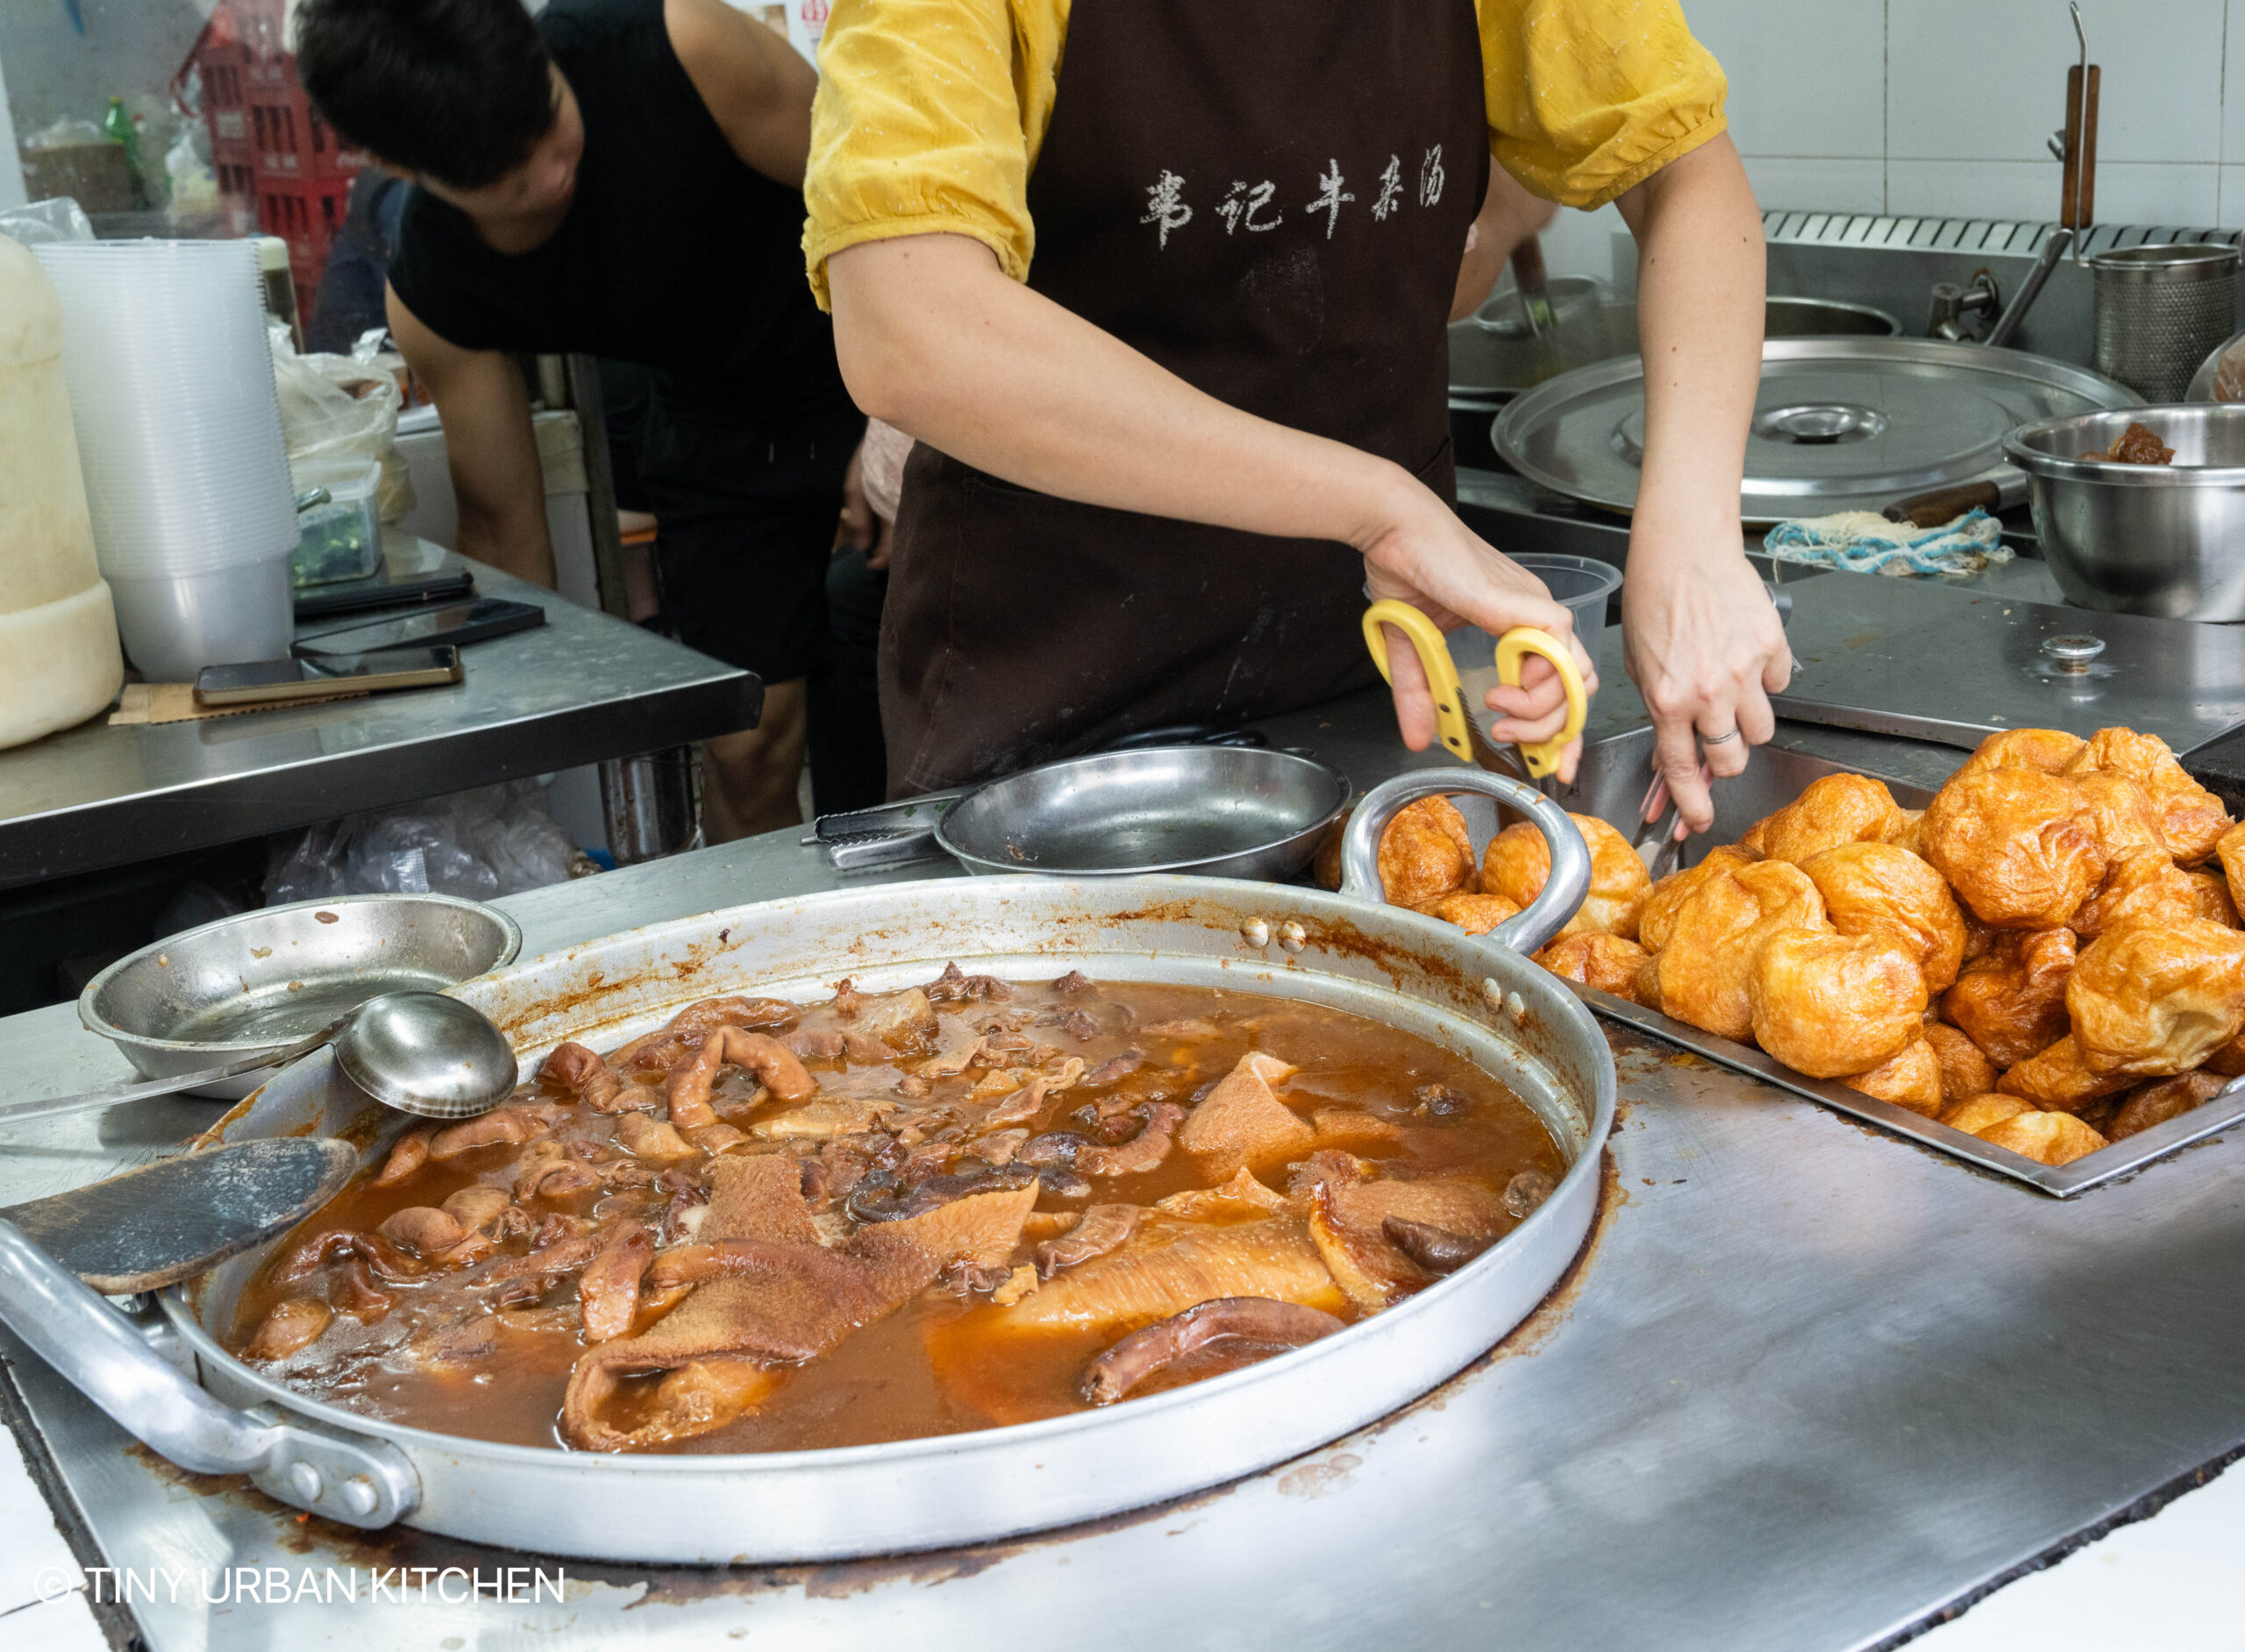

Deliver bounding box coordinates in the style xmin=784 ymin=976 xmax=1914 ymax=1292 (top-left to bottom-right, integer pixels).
xmin=802 ymin=0 xmax=1728 ymax=307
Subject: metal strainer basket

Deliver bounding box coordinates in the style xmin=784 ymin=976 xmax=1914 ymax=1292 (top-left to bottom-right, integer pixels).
xmin=2090 ymin=244 xmax=2240 ymax=402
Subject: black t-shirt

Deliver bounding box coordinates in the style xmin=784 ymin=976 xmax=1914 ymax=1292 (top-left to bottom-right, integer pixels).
xmin=386 ymin=0 xmax=850 ymax=429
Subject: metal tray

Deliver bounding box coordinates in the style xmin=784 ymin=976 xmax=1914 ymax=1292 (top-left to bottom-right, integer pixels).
xmin=1478 ymin=721 xmax=2245 ymax=1195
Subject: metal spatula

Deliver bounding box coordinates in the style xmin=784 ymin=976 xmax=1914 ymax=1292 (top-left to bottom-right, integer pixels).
xmin=0 ymin=1138 xmax=356 ymax=1294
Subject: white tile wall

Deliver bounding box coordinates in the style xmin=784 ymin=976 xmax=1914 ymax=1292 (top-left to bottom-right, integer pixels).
xmin=1550 ymin=0 xmax=2245 ymax=277
xmin=1741 ymin=157 xmax=1885 ymax=215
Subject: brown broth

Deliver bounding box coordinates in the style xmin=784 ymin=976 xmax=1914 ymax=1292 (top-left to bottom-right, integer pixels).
xmin=230 ymin=976 xmax=1562 ymax=1453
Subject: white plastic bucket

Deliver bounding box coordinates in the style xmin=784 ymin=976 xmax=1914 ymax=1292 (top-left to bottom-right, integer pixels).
xmin=107 ymin=552 xmax=292 ymax=683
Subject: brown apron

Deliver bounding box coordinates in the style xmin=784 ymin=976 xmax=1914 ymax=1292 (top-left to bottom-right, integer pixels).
xmin=880 ymin=0 xmax=1488 ymax=794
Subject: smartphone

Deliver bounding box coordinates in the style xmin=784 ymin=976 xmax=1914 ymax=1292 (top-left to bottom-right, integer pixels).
xmin=291 ymin=557 xmax=474 ymax=621
xmin=294 ymin=597 xmax=545 ymax=657
xmin=194 ymin=645 xmax=464 ymax=707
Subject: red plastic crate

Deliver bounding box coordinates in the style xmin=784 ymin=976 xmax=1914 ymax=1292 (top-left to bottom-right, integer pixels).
xmin=182 ymin=0 xmax=368 ymax=317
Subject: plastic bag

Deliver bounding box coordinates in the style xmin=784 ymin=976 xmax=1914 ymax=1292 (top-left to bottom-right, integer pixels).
xmin=0 ymin=197 xmax=96 ymax=247
xmin=269 ymin=324 xmax=417 ymax=523
xmin=166 ymin=130 xmax=218 ymax=213
xmin=22 ymin=117 xmax=106 ymax=154
xmin=265 ymin=781 xmax=583 ymax=905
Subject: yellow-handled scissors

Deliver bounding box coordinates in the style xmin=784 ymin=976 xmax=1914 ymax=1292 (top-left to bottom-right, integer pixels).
xmin=1360 ymin=600 xmax=1588 ymax=780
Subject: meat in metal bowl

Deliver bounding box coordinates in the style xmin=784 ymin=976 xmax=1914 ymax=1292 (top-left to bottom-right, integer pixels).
xmin=2006 ymin=404 xmax=2245 ymax=622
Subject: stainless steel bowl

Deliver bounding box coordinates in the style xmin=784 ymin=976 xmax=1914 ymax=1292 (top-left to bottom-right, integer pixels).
xmin=1763 ymin=296 xmax=1903 ymax=338
xmin=2004 ymin=404 xmax=2245 ymax=620
xmin=80 ymin=894 xmax=524 ymax=1099
xmin=936 ymin=745 xmax=1350 ymax=879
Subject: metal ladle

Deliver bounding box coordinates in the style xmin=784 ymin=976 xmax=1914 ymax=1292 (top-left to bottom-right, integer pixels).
xmin=1 ymin=992 xmax=517 ymax=1129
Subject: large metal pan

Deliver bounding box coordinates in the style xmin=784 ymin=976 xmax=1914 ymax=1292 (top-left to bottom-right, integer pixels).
xmin=0 ymin=770 xmax=1615 ymax=1564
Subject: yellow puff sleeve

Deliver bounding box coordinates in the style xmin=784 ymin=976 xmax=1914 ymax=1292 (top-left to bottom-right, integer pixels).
xmin=802 ymin=0 xmax=1065 ymax=309
xmin=1478 ymin=0 xmax=1729 ymax=209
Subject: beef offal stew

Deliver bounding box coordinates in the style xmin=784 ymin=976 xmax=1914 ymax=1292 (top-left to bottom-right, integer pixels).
xmin=232 ymin=967 xmax=1564 ymax=1453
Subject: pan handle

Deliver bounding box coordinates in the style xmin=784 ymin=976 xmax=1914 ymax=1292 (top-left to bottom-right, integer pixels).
xmin=1336 ymin=771 xmax=1591 ymax=957
xmin=0 ymin=1218 xmax=419 ymax=1529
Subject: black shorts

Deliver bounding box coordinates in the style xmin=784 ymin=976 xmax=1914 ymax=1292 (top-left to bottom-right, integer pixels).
xmin=636 ymin=394 xmax=866 ymax=685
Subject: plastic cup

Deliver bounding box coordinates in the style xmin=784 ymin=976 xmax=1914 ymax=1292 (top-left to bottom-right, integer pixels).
xmin=32 ymin=240 xmax=297 ymax=583
xmin=1449 ymin=553 xmax=1622 ymax=680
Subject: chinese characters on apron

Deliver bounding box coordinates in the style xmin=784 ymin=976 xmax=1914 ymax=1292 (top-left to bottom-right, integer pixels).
xmin=881 ymin=0 xmax=1486 ymax=794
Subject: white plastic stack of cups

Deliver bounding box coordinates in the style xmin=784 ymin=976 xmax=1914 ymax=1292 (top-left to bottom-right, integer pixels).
xmin=32 ymin=239 xmax=298 ymax=681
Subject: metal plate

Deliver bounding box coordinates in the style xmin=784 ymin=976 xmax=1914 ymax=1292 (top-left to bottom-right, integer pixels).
xmin=1493 ymin=337 xmax=2139 ymax=523
xmin=1766 ymin=573 xmax=2245 ymax=755
xmin=935 ymin=746 xmax=1350 ymax=879
xmin=77 ymin=894 xmax=523 ymax=1100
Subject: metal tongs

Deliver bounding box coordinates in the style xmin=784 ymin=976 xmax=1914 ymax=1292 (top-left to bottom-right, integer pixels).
xmin=805 ymin=789 xmax=969 ymax=872
xmin=1629 ymin=585 xmax=1794 ymax=879
xmin=1632 ymin=766 xmax=1698 ymax=882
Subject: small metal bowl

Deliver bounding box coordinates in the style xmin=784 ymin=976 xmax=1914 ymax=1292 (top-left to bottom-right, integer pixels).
xmin=935 ymin=746 xmax=1351 ymax=880
xmin=2004 ymin=405 xmax=2245 ymax=621
xmin=81 ymin=894 xmax=523 ymax=1100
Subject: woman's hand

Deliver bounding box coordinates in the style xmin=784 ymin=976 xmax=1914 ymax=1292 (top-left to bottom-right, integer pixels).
xmin=1359 ymin=481 xmax=1599 ymax=782
xmin=1613 ymin=132 xmax=1774 ymax=834
xmin=1621 ymin=518 xmax=1790 ymax=832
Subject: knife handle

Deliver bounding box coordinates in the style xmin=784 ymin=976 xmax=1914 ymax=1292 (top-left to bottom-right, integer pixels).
xmin=1881 ymin=481 xmax=2002 ymax=530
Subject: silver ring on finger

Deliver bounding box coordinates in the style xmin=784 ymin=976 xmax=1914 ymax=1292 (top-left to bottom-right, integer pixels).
xmin=1701 ymin=728 xmax=1742 ymax=746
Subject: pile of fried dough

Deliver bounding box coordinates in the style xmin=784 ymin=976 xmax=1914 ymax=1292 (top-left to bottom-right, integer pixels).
xmin=1356 ymin=727 xmax=2245 ymax=1168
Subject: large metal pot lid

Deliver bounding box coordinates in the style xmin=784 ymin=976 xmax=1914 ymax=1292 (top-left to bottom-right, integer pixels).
xmin=1492 ymin=337 xmax=2140 ymax=524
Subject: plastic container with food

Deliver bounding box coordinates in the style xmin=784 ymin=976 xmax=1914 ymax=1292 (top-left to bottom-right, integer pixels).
xmin=289 ymin=456 xmax=382 ymax=587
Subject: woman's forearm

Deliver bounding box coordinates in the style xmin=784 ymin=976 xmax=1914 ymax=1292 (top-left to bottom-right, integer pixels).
xmin=827 ymin=233 xmax=1405 ymax=551
xmin=1611 ymin=133 xmax=1789 ymax=830
xmin=1618 ymin=132 xmax=1764 ymax=559
xmin=1450 ymin=169 xmax=1558 ymax=322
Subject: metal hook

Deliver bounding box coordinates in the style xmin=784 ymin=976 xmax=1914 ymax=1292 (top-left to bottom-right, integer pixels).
xmin=2064 ymin=2 xmax=2092 ymax=264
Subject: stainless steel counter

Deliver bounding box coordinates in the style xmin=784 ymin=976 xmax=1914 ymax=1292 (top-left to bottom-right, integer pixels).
xmin=3 ymin=672 xmax=2241 ymax=1649
xmin=0 ymin=548 xmax=760 ymax=889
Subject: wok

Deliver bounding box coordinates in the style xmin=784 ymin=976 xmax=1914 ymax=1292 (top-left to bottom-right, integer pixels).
xmin=0 ymin=770 xmax=1615 ymax=1563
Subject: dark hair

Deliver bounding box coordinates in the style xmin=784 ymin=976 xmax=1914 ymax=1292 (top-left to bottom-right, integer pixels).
xmin=296 ymin=0 xmax=556 ymax=189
